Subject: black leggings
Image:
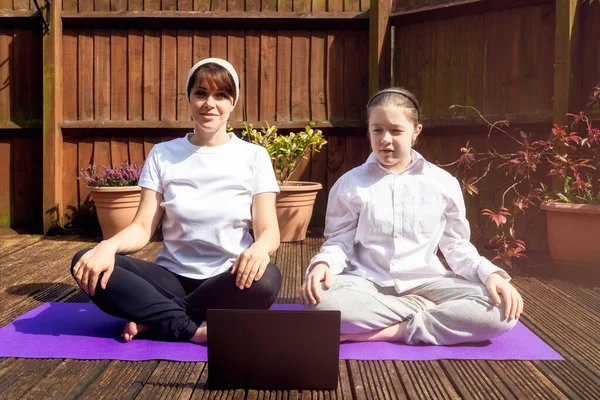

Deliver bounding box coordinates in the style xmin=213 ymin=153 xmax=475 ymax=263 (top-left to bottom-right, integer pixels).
xmin=70 ymin=249 xmax=282 ymax=341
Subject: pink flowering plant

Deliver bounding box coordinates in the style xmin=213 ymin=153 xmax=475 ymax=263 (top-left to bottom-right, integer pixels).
xmin=442 ymin=85 xmax=600 ymax=268
xmin=79 ymin=162 xmax=143 ymax=187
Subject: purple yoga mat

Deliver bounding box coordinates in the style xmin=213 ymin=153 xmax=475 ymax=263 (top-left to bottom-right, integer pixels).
xmin=0 ymin=302 xmax=562 ymax=362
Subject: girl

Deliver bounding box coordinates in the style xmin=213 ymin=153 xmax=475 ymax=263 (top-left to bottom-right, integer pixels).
xmin=71 ymin=58 xmax=282 ymax=344
xmin=301 ymin=87 xmax=523 ymax=345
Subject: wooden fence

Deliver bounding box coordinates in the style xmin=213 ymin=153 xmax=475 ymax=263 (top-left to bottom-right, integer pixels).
xmin=0 ymin=0 xmax=598 ymax=249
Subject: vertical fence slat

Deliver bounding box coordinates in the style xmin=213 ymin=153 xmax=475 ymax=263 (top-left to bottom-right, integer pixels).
xmin=326 ymin=31 xmax=344 ymax=121
xmin=229 ymin=0 xmax=244 ymax=12
xmin=211 ymin=30 xmax=227 ymax=60
xmin=329 ymin=0 xmax=342 ymax=13
xmin=94 ymin=137 xmax=111 ymax=167
xmin=312 ymin=0 xmax=325 ymax=12
xmin=111 ymin=29 xmax=128 ymax=120
xmin=111 ymin=0 xmax=128 ymax=11
xmin=482 ymin=10 xmax=501 ymax=115
xmin=259 ymin=31 xmax=276 ymax=123
xmin=310 ymin=31 xmax=327 ymax=122
xmin=310 ymin=138 xmax=328 ymax=226
xmin=421 ymin=21 xmax=437 ymax=117
xmin=79 ymin=30 xmax=94 ymax=120
xmin=63 ymin=29 xmax=78 ymax=121
xmin=228 ymin=30 xmax=245 ymax=122
xmin=128 ymin=29 xmax=144 ymax=120
xmin=177 ymin=30 xmax=192 ymax=121
xmin=344 ymin=0 xmax=359 ymax=13
xmin=78 ymin=137 xmax=94 ymax=208
xmin=144 ymin=136 xmax=161 ymax=158
xmin=0 ymin=30 xmax=11 ymax=121
xmin=448 ymin=17 xmax=469 ymax=116
xmin=246 ymin=30 xmax=261 ymax=121
xmin=177 ymin=0 xmax=194 ymax=10
xmin=129 ymin=136 xmax=145 ymax=165
xmin=0 ymin=139 xmax=12 ymax=228
xmin=465 ymin=14 xmax=484 ymax=114
xmin=129 ymin=0 xmax=144 ymax=11
xmin=262 ymin=0 xmax=276 ymax=11
xmin=433 ymin=19 xmax=451 ymax=117
xmin=161 ymin=30 xmax=177 ymax=121
xmin=63 ymin=0 xmax=78 ymax=13
xmin=13 ymin=0 xmax=30 ymax=10
xmin=162 ymin=0 xmax=178 ymax=10
xmin=144 ymin=0 xmax=161 ymax=11
xmin=79 ymin=0 xmax=94 ymax=11
xmin=193 ymin=30 xmax=211 ymax=63
xmin=291 ymin=31 xmax=310 ymax=122
xmin=110 ymin=136 xmax=129 ymax=166
xmin=326 ymin=135 xmax=346 ymax=192
xmin=294 ymin=0 xmax=309 ymax=12
xmin=212 ymin=0 xmax=227 ymax=12
xmin=94 ymin=0 xmax=110 ymax=11
xmin=62 ymin=137 xmax=79 ymax=226
xmin=247 ymin=0 xmax=259 ymax=12
xmin=194 ymin=0 xmax=211 ymax=11
xmin=276 ymin=30 xmax=292 ymax=122
xmin=12 ymin=29 xmax=33 ymax=122
xmin=143 ymin=29 xmax=161 ymax=121
xmin=94 ymin=30 xmax=111 ymax=120
xmin=279 ymin=0 xmax=292 ymax=12
xmin=343 ymin=30 xmax=361 ymax=121
xmin=358 ymin=28 xmax=369 ymax=114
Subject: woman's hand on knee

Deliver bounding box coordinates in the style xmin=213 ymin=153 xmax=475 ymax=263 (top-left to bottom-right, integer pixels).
xmin=485 ymin=272 xmax=524 ymax=320
xmin=301 ymin=263 xmax=333 ymax=306
xmin=72 ymin=241 xmax=117 ymax=297
xmin=231 ymin=242 xmax=271 ymax=290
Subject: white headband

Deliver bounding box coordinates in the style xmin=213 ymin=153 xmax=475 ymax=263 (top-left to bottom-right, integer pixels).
xmin=185 ymin=58 xmax=240 ymax=106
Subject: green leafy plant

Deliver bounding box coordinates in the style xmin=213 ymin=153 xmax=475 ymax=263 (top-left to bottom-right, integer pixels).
xmin=442 ymin=86 xmax=600 ymax=268
xmin=241 ymin=123 xmax=327 ymax=185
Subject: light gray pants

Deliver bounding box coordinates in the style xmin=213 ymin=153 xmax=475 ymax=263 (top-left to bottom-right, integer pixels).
xmin=310 ymin=274 xmax=517 ymax=345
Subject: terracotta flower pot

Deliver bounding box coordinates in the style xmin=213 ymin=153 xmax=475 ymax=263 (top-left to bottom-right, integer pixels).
xmin=540 ymin=202 xmax=600 ymax=266
xmin=88 ymin=186 xmax=142 ymax=240
xmin=276 ymin=181 xmax=323 ymax=242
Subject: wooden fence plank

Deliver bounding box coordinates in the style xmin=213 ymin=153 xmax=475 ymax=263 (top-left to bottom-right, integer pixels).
xmin=62 ymin=137 xmax=79 ymax=226
xmin=326 ymin=135 xmax=346 ymax=192
xmin=161 ymin=29 xmax=177 ymax=121
xmin=79 ymin=0 xmax=94 ymax=11
xmin=129 ymin=136 xmax=145 ymax=165
xmin=343 ymin=30 xmax=361 ymax=120
xmin=211 ymin=30 xmax=227 ymax=61
xmin=193 ymin=30 xmax=211 ymax=64
xmin=213 ymin=0 xmax=227 ymax=11
xmin=144 ymin=136 xmax=161 ymax=158
xmin=110 ymin=29 xmax=127 ymax=120
xmin=0 ymin=30 xmax=11 ymax=121
xmin=12 ymin=0 xmax=29 ymax=10
xmin=177 ymin=30 xmax=192 ymax=120
xmin=111 ymin=0 xmax=128 ymax=11
xmin=128 ymin=29 xmax=144 ymax=121
xmin=228 ymin=29 xmax=245 ymax=122
xmin=0 ymin=139 xmax=12 ymax=228
xmin=276 ymin=30 xmax=292 ymax=122
xmin=143 ymin=29 xmax=161 ymax=121
xmin=94 ymin=29 xmax=111 ymax=120
xmin=163 ymin=0 xmax=178 ymax=11
xmin=259 ymin=31 xmax=277 ymax=122
xmin=79 ymin=30 xmax=94 ymax=120
xmin=63 ymin=0 xmax=78 ymax=13
xmin=178 ymin=0 xmax=194 ymax=10
xmin=310 ymin=31 xmax=327 ymax=122
xmin=94 ymin=0 xmax=110 ymax=11
xmin=246 ymin=30 xmax=261 ymax=121
xmin=94 ymin=137 xmax=111 ymax=167
xmin=129 ymin=0 xmax=144 ymax=11
xmin=12 ymin=28 xmax=35 ymax=122
xmin=421 ymin=21 xmax=437 ymax=117
xmin=194 ymin=0 xmax=211 ymax=11
xmin=279 ymin=0 xmax=293 ymax=12
xmin=326 ymin=31 xmax=344 ymax=121
xmin=144 ymin=0 xmax=161 ymax=11
xmin=295 ymin=0 xmax=310 ymax=12
xmin=62 ymin=29 xmax=78 ymax=120
xmin=465 ymin=13 xmax=484 ymax=113
xmin=110 ymin=136 xmax=130 ymax=167
xmin=329 ymin=0 xmax=342 ymax=13
xmin=78 ymin=137 xmax=94 ymax=208
xmin=291 ymin=31 xmax=310 ymax=122
xmin=369 ymin=0 xmax=391 ymax=95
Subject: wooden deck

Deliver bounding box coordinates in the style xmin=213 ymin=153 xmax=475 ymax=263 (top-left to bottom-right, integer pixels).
xmin=1 ymin=232 xmax=600 ymax=399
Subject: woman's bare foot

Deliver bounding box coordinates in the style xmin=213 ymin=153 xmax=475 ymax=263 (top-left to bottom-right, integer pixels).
xmin=190 ymin=321 xmax=207 ymax=344
xmin=121 ymin=321 xmax=148 ymax=342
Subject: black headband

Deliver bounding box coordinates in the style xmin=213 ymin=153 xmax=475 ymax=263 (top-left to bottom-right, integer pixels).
xmin=367 ymin=88 xmax=421 ymax=122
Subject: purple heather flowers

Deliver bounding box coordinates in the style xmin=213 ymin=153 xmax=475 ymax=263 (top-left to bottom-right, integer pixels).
xmin=80 ymin=162 xmax=143 ymax=187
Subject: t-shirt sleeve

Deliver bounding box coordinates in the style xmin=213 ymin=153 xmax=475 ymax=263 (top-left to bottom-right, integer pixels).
xmin=138 ymin=146 xmax=163 ymax=193
xmin=253 ymin=146 xmax=280 ymax=195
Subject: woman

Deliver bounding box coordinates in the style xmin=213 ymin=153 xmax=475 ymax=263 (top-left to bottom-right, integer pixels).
xmin=71 ymin=58 xmax=282 ymax=344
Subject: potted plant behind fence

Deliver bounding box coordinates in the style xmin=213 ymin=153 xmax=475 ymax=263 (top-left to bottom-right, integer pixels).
xmin=79 ymin=162 xmax=143 ymax=240
xmin=241 ymin=123 xmax=327 ymax=242
xmin=444 ymin=85 xmax=600 ymax=269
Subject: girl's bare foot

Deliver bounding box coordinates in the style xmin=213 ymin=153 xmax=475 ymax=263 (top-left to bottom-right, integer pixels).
xmin=190 ymin=321 xmax=207 ymax=344
xmin=121 ymin=321 xmax=148 ymax=342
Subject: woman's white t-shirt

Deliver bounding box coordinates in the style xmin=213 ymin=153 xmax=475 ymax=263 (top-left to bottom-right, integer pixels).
xmin=138 ymin=132 xmax=279 ymax=279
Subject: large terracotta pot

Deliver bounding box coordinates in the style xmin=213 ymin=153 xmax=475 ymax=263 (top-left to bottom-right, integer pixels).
xmin=277 ymin=181 xmax=323 ymax=242
xmin=88 ymin=186 xmax=142 ymax=240
xmin=540 ymin=202 xmax=600 ymax=266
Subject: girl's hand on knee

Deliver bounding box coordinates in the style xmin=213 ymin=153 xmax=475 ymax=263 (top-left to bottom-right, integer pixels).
xmin=301 ymin=263 xmax=333 ymax=305
xmin=486 ymin=272 xmax=524 ymax=320
xmin=72 ymin=241 xmax=117 ymax=297
xmin=231 ymin=242 xmax=271 ymax=290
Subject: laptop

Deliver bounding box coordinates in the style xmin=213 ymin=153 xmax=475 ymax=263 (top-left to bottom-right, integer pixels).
xmin=206 ymin=309 xmax=341 ymax=390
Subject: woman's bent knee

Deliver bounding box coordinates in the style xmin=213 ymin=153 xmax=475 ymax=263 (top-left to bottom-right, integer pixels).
xmin=71 ymin=248 xmax=92 ymax=273
xmin=253 ymin=263 xmax=282 ymax=299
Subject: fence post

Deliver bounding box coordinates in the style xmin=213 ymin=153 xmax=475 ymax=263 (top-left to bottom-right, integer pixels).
xmin=369 ymin=0 xmax=392 ymax=96
xmin=553 ymin=0 xmax=582 ymax=125
xmin=43 ymin=0 xmax=64 ymax=233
